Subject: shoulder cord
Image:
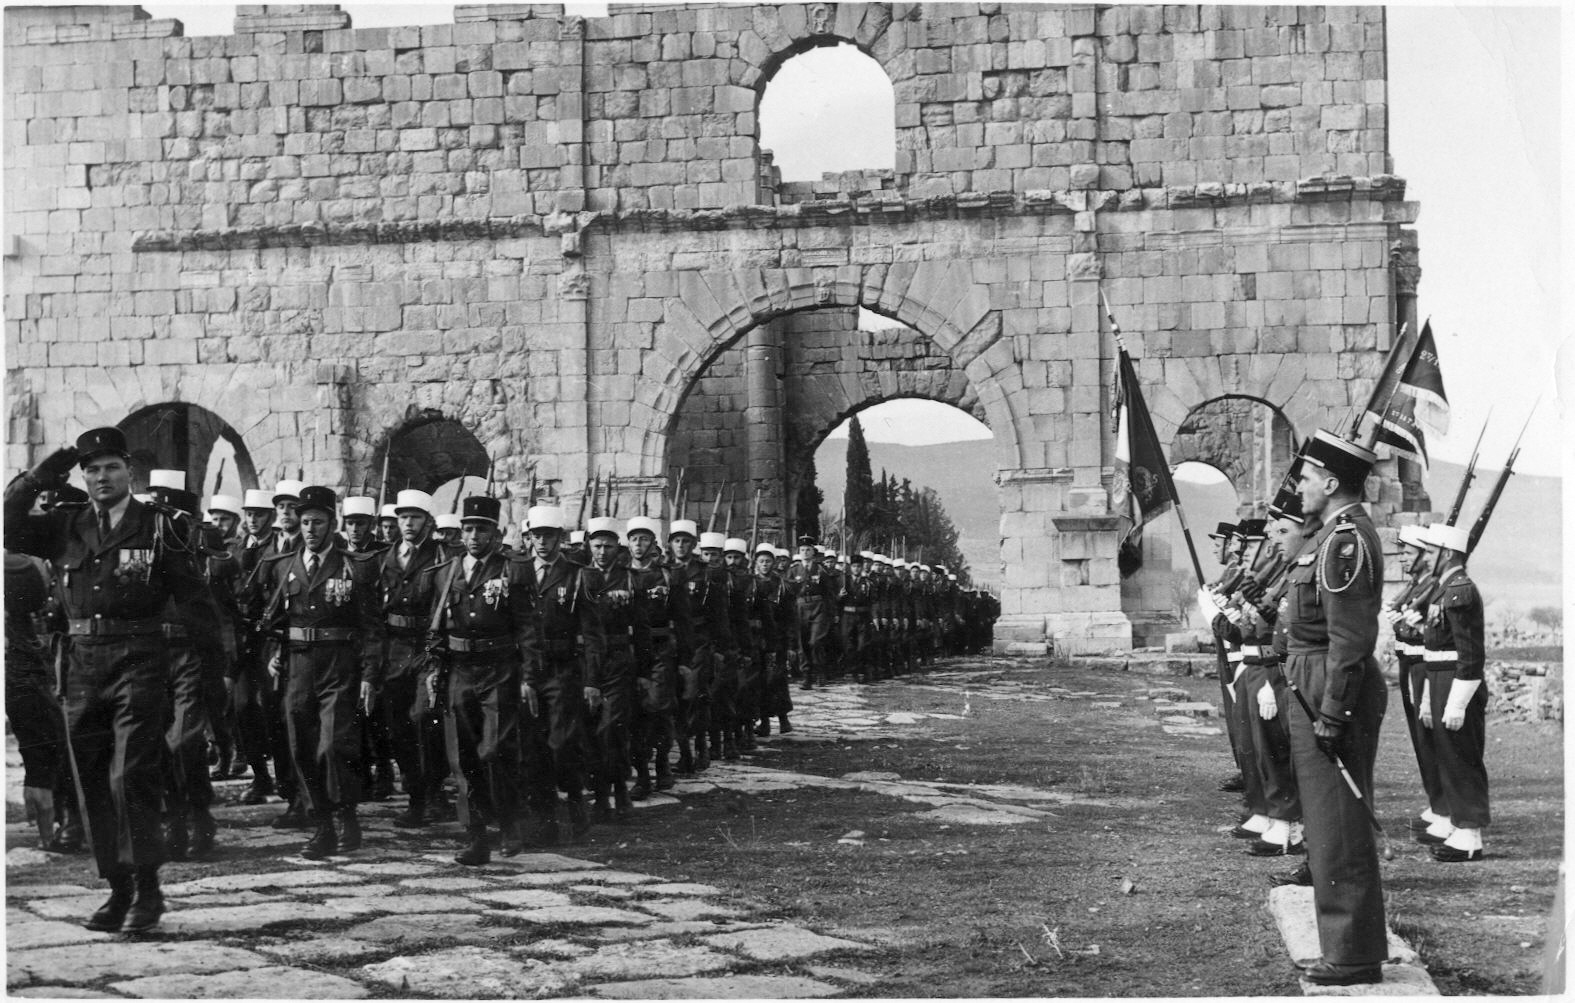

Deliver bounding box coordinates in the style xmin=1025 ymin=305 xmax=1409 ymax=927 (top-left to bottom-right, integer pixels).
xmin=1316 ymin=527 xmax=1372 ymax=596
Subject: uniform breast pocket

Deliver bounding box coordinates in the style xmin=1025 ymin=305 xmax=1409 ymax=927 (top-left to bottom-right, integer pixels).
xmin=1288 ymin=567 xmax=1319 ymax=620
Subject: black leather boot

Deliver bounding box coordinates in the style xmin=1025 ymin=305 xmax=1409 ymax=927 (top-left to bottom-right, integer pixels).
xmin=567 ymin=799 xmax=591 ymax=842
xmin=300 ymin=818 xmax=337 ymax=860
xmin=164 ymin=812 xmax=190 ymax=861
xmin=84 ymin=872 xmax=134 ymax=931
xmin=189 ymin=809 xmax=218 ymax=859
xmin=271 ymin=799 xmax=309 ymax=829
xmin=121 ymin=867 xmax=165 ymax=933
xmin=336 ymin=808 xmax=362 ymax=853
xmin=393 ymin=797 xmax=427 ymax=829
xmin=455 ymin=826 xmax=491 ymax=866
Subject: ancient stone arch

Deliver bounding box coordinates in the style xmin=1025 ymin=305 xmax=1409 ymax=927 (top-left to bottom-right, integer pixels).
xmin=4 ymin=3 xmax=1418 ymax=653
xmin=118 ymin=401 xmax=260 ymax=495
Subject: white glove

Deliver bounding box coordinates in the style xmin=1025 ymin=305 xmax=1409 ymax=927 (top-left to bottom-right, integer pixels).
xmin=1442 ymin=678 xmax=1481 ymax=731
xmin=1418 ymin=679 xmax=1433 ymax=728
xmin=1224 ymin=606 xmax=1243 ymax=625
xmin=1257 ymin=683 xmax=1277 ymax=721
xmin=1381 ymin=608 xmax=1400 ymax=624
xmin=1402 ymin=609 xmax=1423 ymax=627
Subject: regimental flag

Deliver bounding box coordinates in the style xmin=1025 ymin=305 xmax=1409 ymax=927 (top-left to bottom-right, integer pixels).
xmin=1371 ymin=321 xmax=1450 ymax=467
xmin=1111 ymin=348 xmax=1180 ymax=576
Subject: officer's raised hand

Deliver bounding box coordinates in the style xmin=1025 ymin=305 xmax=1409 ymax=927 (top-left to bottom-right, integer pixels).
xmin=28 ymin=446 xmax=79 ymax=488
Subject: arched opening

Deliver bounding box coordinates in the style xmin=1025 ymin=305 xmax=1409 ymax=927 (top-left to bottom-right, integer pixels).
xmin=1171 ymin=395 xmax=1299 ymax=513
xmin=117 ymin=402 xmax=257 ymax=498
xmin=373 ymin=414 xmax=489 ymax=499
xmin=813 ymin=398 xmax=994 ymax=587
xmin=757 ymin=41 xmax=895 ymax=199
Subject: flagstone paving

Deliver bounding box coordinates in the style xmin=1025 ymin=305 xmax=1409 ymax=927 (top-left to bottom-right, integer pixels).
xmin=5 ymin=661 xmax=1259 ymax=998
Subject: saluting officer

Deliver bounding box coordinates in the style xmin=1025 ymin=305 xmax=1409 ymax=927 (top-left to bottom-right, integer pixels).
xmin=421 ymin=496 xmax=538 ymax=864
xmin=1283 ymin=430 xmax=1388 ymax=986
xmin=521 ymin=504 xmax=606 ymax=844
xmin=4 ymin=428 xmax=215 ymax=932
xmin=1416 ymin=522 xmax=1490 ymax=862
xmin=379 ymin=489 xmax=450 ymax=828
xmin=256 ymin=486 xmax=385 ymax=859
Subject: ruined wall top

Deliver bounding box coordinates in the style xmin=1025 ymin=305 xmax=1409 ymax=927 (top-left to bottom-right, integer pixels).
xmin=6 ymin=3 xmax=1394 ymax=242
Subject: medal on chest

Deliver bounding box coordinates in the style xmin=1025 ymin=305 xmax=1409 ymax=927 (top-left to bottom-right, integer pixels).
xmin=483 ymin=576 xmax=509 ymax=607
xmin=115 ymin=549 xmax=154 ymax=586
xmin=325 ymin=571 xmax=353 ymax=606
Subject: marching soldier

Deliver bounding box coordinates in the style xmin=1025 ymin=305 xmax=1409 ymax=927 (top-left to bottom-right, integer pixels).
xmin=624 ymin=516 xmax=690 ymax=797
xmin=377 ymin=503 xmax=399 ymax=547
xmin=5 ymin=428 xmax=216 ymax=932
xmin=723 ymin=537 xmax=758 ymax=754
xmin=521 ymin=504 xmax=606 ymax=844
xmin=667 ymin=519 xmax=727 ymax=772
xmin=582 ymin=517 xmax=641 ymax=821
xmin=1385 ymin=524 xmax=1444 ymax=839
xmin=434 ymin=513 xmax=463 ymax=549
xmin=1283 ymin=430 xmax=1388 ymax=986
xmin=421 ymin=496 xmax=537 ymax=864
xmin=379 ymin=489 xmax=451 ymax=828
xmin=231 ymin=488 xmax=293 ymax=807
xmin=697 ymin=531 xmax=742 ymax=759
xmin=1416 ymin=522 xmax=1489 ymax=862
xmin=750 ymin=542 xmax=793 ymax=736
xmin=6 ymin=545 xmax=68 ymax=851
xmin=837 ymin=553 xmax=873 ymax=683
xmin=148 ymin=473 xmax=230 ymax=863
xmin=203 ymin=492 xmax=246 ymax=782
xmin=343 ymin=495 xmax=394 ymax=800
xmin=256 ymin=486 xmax=385 ymax=859
xmin=789 ymin=537 xmax=837 ymax=689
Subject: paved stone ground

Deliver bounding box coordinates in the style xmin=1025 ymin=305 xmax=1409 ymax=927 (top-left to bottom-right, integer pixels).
xmin=5 ymin=658 xmax=1430 ymax=997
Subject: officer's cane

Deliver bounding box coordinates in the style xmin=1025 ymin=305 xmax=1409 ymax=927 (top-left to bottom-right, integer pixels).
xmin=1285 ymin=680 xmax=1384 ymax=835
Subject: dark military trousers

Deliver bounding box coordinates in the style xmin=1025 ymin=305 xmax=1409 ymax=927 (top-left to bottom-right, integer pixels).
xmin=62 ymin=637 xmax=169 ymax=875
xmin=523 ymin=654 xmax=588 ymax=819
xmin=384 ymin=636 xmax=445 ymax=804
xmin=761 ymin=641 xmax=792 ymax=718
xmin=445 ymin=655 xmax=523 ymax=828
xmin=735 ymin=638 xmax=764 ymax=728
xmin=838 ymin=611 xmax=869 ymax=679
xmin=796 ymin=602 xmax=832 ymax=682
xmin=588 ymin=646 xmax=635 ymax=806
xmin=164 ymin=641 xmax=216 ymax=818
xmin=234 ymin=640 xmax=296 ymax=799
xmin=8 ymin=665 xmax=64 ymax=789
xmin=632 ymin=631 xmax=677 ymax=774
xmin=708 ymin=647 xmax=738 ymax=735
xmin=677 ymin=641 xmax=712 ymax=749
xmin=1240 ymin=661 xmax=1299 ymax=821
xmin=1425 ymin=666 xmax=1491 ymax=828
xmin=283 ymin=641 xmax=363 ymax=815
xmin=1285 ymin=649 xmax=1388 ymax=967
xmin=1396 ymin=653 xmax=1444 ymax=813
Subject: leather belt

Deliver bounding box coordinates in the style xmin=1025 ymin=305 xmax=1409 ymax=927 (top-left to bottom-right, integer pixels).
xmin=447 ymin=634 xmax=513 ymax=653
xmin=841 ymin=606 xmax=866 ymax=614
xmin=387 ymin=614 xmax=422 ymax=630
xmin=163 ymin=623 xmax=189 ymax=640
xmin=287 ymin=627 xmax=357 ymax=643
xmin=67 ymin=617 xmax=162 ymax=637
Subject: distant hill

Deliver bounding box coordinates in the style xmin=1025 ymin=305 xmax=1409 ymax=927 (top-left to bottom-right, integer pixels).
xmin=813 ymin=442 xmax=1561 ymax=613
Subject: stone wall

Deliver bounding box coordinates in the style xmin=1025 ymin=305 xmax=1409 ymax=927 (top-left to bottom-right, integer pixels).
xmin=4 ymin=3 xmax=1417 ymax=654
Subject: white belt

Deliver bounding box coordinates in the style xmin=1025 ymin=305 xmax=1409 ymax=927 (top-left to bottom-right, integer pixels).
xmin=1240 ymin=645 xmax=1265 ymax=657
xmin=1396 ymin=642 xmax=1423 ymax=656
xmin=1226 ymin=651 xmax=1244 ymax=663
xmin=1422 ymin=649 xmax=1458 ymax=663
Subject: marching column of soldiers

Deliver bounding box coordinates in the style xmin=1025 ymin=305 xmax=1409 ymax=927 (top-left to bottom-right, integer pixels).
xmin=1198 ymin=424 xmax=1501 ymax=988
xmin=2 ymin=428 xmax=998 ymax=934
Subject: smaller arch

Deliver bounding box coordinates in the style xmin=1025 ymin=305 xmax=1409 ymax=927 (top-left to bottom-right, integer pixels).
xmin=118 ymin=402 xmax=258 ymax=498
xmin=370 ymin=411 xmax=489 ymax=499
xmin=1170 ymin=394 xmax=1299 ymax=515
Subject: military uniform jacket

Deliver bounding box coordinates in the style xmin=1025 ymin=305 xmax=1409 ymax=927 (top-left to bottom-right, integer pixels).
xmin=1421 ymin=567 xmax=1485 ymax=681
xmin=583 ymin=560 xmax=649 ymax=661
xmin=257 ymin=545 xmax=385 ymax=686
xmin=672 ymin=554 xmax=731 ymax=653
xmin=745 ymin=571 xmax=786 ymax=648
xmin=527 ymin=555 xmax=607 ymax=688
xmin=4 ymin=488 xmax=213 ymax=643
xmin=423 ymin=550 xmax=540 ymax=676
xmin=628 ymin=556 xmax=694 ymax=666
xmin=839 ymin=573 xmax=873 ymax=613
xmin=379 ymin=537 xmax=446 ymax=636
xmin=787 ymin=563 xmax=839 ymax=611
xmin=1282 ymin=504 xmax=1384 ymax=724
xmin=723 ymin=566 xmax=752 ymax=650
xmin=1390 ymin=572 xmax=1438 ymax=650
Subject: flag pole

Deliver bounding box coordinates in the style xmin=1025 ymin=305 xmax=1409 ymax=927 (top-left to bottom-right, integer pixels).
xmin=1101 ymin=286 xmax=1207 ymax=588
xmin=1350 ymin=319 xmax=1415 ymax=444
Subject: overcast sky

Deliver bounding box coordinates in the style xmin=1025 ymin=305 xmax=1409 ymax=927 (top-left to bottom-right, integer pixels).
xmin=148 ymin=2 xmax=1563 ymax=476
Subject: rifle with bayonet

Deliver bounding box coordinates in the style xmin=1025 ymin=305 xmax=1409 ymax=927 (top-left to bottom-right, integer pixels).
xmin=1468 ymin=399 xmax=1537 ymax=555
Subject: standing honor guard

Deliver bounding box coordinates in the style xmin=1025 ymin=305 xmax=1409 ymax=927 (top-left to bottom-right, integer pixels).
xmin=1416 ymin=522 xmax=1489 ymax=862
xmin=521 ymin=504 xmax=606 ymax=844
xmin=1385 ymin=525 xmax=1444 ymax=837
xmin=379 ymin=489 xmax=450 ymax=828
xmin=421 ymin=496 xmax=537 ymax=864
xmin=4 ymin=429 xmax=215 ymax=932
xmin=256 ymin=486 xmax=385 ymax=859
xmin=1283 ymin=430 xmax=1388 ymax=986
